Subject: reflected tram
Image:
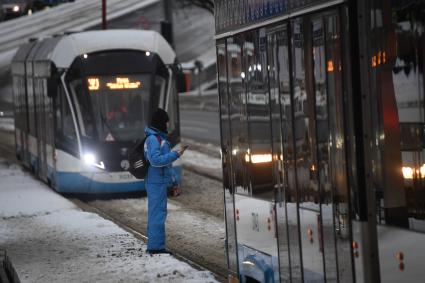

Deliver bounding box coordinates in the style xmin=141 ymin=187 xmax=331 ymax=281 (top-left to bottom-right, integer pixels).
xmin=215 ymin=0 xmax=425 ymax=282
xmin=12 ymin=30 xmax=183 ymax=193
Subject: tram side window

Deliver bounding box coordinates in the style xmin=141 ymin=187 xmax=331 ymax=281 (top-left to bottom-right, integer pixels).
xmin=167 ymin=77 xmax=178 ymax=134
xmin=58 ymin=86 xmax=77 ymax=141
xmin=55 ymin=88 xmax=62 ymax=135
xmin=70 ymin=79 xmax=94 ymax=138
xmin=27 ymin=79 xmax=36 ymax=137
xmin=13 ymin=78 xmax=21 ymax=129
xmin=20 ymin=77 xmax=27 ymax=131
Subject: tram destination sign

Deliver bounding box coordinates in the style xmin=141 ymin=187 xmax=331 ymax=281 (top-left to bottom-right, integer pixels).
xmin=215 ymin=0 xmax=341 ymax=35
xmin=87 ymin=76 xmax=142 ymax=92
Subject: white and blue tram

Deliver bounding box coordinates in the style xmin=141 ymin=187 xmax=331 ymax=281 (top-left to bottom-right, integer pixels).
xmin=12 ymin=30 xmax=183 ymax=193
xmin=215 ymin=0 xmax=425 ymax=282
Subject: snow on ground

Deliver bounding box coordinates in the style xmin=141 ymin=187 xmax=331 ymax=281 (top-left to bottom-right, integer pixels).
xmin=181 ymin=149 xmax=221 ymax=170
xmin=0 ymin=157 xmax=218 ymax=282
xmin=87 ymin=169 xmax=227 ymax=277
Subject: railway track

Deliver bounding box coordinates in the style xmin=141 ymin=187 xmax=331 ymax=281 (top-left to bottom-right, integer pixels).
xmin=65 ymin=163 xmax=227 ymax=282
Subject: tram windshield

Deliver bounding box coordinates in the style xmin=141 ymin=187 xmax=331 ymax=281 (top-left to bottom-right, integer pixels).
xmin=70 ymin=74 xmax=167 ymax=142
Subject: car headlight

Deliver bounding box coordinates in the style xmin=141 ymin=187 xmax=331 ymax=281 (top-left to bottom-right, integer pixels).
xmin=244 ymin=153 xmax=273 ymax=164
xmin=402 ymin=167 xmax=413 ymax=179
xmin=13 ymin=5 xmax=20 ymax=12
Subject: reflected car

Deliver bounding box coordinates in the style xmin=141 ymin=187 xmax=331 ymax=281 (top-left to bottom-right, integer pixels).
xmin=2 ymin=0 xmax=38 ymax=18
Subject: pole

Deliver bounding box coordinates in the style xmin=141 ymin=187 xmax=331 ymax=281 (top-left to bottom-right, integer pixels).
xmin=162 ymin=0 xmax=173 ymax=48
xmin=163 ymin=0 xmax=172 ymax=23
xmin=102 ymin=0 xmax=107 ymax=30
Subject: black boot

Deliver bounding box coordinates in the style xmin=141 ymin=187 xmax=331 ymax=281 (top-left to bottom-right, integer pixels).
xmin=147 ymin=249 xmax=172 ymax=255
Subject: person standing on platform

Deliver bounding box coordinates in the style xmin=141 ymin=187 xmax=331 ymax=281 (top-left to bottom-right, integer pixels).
xmin=144 ymin=108 xmax=186 ymax=254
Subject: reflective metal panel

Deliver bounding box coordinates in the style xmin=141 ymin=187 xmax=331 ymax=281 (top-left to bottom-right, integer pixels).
xmin=218 ymin=42 xmax=239 ymax=273
xmin=292 ymin=16 xmax=325 ymax=282
xmin=366 ymin=0 xmax=425 ymax=281
xmin=311 ymin=16 xmax=339 ymax=283
xmin=267 ymin=25 xmax=292 ymax=282
xmin=227 ymin=36 xmax=250 ymax=197
xmin=324 ymin=13 xmax=354 ymax=282
xmin=245 ymin=29 xmax=275 ymax=200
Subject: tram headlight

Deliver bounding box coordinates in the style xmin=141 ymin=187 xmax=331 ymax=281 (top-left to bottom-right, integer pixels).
xmin=83 ymin=153 xmax=105 ymax=170
xmin=84 ymin=153 xmax=96 ymax=165
xmin=13 ymin=5 xmax=20 ymax=12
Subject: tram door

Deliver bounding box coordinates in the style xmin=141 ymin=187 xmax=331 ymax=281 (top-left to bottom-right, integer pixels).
xmin=267 ymin=10 xmax=354 ymax=282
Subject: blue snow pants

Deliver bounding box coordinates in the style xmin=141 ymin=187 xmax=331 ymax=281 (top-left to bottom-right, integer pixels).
xmin=146 ymin=182 xmax=168 ymax=251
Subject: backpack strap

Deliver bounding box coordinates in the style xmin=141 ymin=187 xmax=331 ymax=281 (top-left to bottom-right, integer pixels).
xmin=134 ymin=138 xmax=145 ymax=151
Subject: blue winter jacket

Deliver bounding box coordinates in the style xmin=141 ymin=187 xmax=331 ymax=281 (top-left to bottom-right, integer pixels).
xmin=144 ymin=127 xmax=179 ymax=185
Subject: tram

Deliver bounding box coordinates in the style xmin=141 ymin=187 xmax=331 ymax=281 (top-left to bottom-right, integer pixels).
xmin=215 ymin=0 xmax=425 ymax=282
xmin=11 ymin=30 xmax=184 ymax=193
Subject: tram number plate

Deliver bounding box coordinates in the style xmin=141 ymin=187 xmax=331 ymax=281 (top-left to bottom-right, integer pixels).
xmin=119 ymin=173 xmax=132 ymax=180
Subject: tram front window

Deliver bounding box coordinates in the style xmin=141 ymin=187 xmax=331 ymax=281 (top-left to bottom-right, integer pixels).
xmin=72 ymin=74 xmax=164 ymax=142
